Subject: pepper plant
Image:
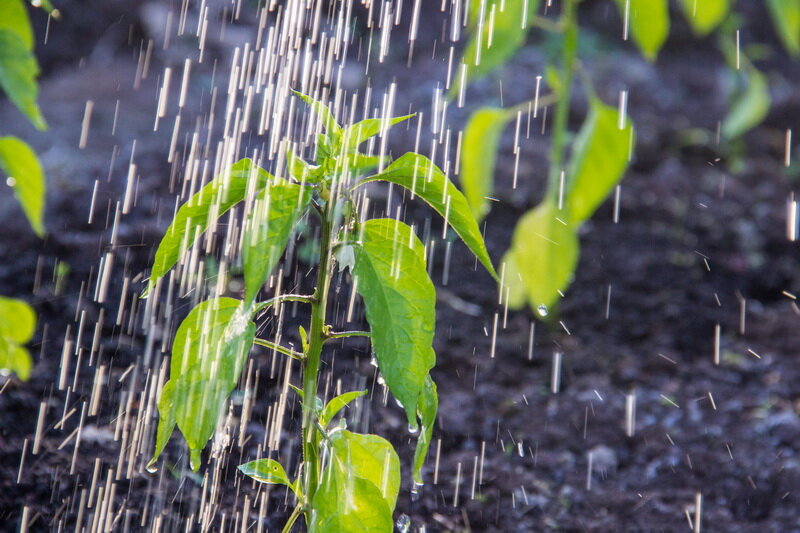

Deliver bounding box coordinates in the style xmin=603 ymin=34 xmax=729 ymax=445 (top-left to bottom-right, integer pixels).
xmin=146 ymin=91 xmax=497 ymax=531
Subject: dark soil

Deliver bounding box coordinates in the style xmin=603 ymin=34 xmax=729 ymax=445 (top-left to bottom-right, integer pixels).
xmin=2 ymin=1 xmax=800 ymax=531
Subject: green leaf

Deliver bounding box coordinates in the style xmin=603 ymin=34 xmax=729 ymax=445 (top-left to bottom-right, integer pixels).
xmin=293 ymin=90 xmax=343 ymax=146
xmin=319 ymin=390 xmax=367 ymax=427
xmin=567 ymin=98 xmax=635 ymax=225
xmin=341 ymin=114 xmax=414 ymax=152
xmin=679 ymin=0 xmax=729 ymax=36
xmin=146 ymin=159 xmax=272 ymax=295
xmin=328 ymin=430 xmax=401 ymax=510
xmin=722 ymin=64 xmax=771 ymax=139
xmin=460 ymin=107 xmax=513 ymax=222
xmin=286 ymin=146 xmax=324 ymax=183
xmin=238 ymin=458 xmax=293 ymax=488
xmin=30 ymin=0 xmax=58 ymax=15
xmin=0 ymin=0 xmax=34 ymax=50
xmin=615 ymin=0 xmax=670 ymax=61
xmin=357 ymin=153 xmax=498 ymax=280
xmin=151 ymin=298 xmax=255 ymax=470
xmin=0 ymin=136 xmax=45 ymax=236
xmin=0 ymin=296 xmax=36 ymax=344
xmin=352 ymin=218 xmax=435 ymax=426
xmin=508 ymin=201 xmax=579 ymax=311
xmin=311 ymin=473 xmax=393 ymax=533
xmin=241 ymin=178 xmax=311 ymax=303
xmin=148 ymin=380 xmax=176 ymax=469
xmin=767 ymin=0 xmax=800 ymax=56
xmin=0 ymin=29 xmax=45 ymax=129
xmin=0 ymin=337 xmax=32 ymax=381
xmin=412 ymin=375 xmax=438 ymax=484
xmin=499 ymin=248 xmax=527 ymax=309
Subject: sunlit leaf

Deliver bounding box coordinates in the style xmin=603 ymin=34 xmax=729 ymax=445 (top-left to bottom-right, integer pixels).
xmin=722 ymin=64 xmax=771 ymax=139
xmin=567 ymin=98 xmax=635 ymax=225
xmin=357 ymin=153 xmax=498 ymax=280
xmin=0 ymin=296 xmax=36 ymax=381
xmin=320 ymin=390 xmax=367 ymax=427
xmin=460 ymin=107 xmax=513 ymax=221
xmin=341 ymin=114 xmax=414 ymax=152
xmin=499 ymin=248 xmax=527 ymax=310
xmin=679 ymin=0 xmax=729 ymax=36
xmin=293 ymin=90 xmax=343 ymax=147
xmin=238 ymin=458 xmax=294 ymax=488
xmin=412 ymin=375 xmax=437 ymax=484
xmin=0 ymin=29 xmax=45 ymax=129
xmin=311 ymin=472 xmax=393 ymax=532
xmin=353 ymin=218 xmax=435 ymax=427
xmin=328 ymin=429 xmax=401 ymax=510
xmin=0 ymin=0 xmax=34 ymax=49
xmin=767 ymin=0 xmax=800 ymax=56
xmin=509 ymin=201 xmax=579 ymax=311
xmin=0 ymin=337 xmax=32 ymax=381
xmin=0 ymin=136 xmax=45 ymax=236
xmin=615 ymin=0 xmax=670 ymax=61
xmin=241 ymin=178 xmax=312 ymax=303
xmin=146 ymin=159 xmax=272 ymax=295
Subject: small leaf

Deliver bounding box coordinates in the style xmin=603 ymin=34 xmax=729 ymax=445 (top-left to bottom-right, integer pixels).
xmin=0 ymin=337 xmax=32 ymax=381
xmin=509 ymin=201 xmax=579 ymax=311
xmin=0 ymin=296 xmax=36 ymax=344
xmin=412 ymin=375 xmax=438 ymax=484
xmin=0 ymin=29 xmax=45 ymax=129
xmin=767 ymin=0 xmax=800 ymax=56
xmin=241 ymin=178 xmax=312 ymax=303
xmin=353 ymin=219 xmax=435 ymax=426
xmin=238 ymin=458 xmax=293 ymax=488
xmin=341 ymin=114 xmax=414 ymax=152
xmin=722 ymin=64 xmax=771 ymax=140
xmin=459 ymin=107 xmax=513 ymax=221
xmin=0 ymin=0 xmax=34 ymax=50
xmin=293 ymin=90 xmax=343 ymax=146
xmin=148 ymin=380 xmax=176 ymax=469
xmin=567 ymin=98 xmax=635 ymax=225
xmin=679 ymin=0 xmax=729 ymax=36
xmin=146 ymin=159 xmax=272 ymax=295
xmin=328 ymin=430 xmax=401 ymax=510
xmin=311 ymin=472 xmax=393 ymax=533
xmin=0 ymin=136 xmax=45 ymax=236
xmin=320 ymin=390 xmax=367 ymax=427
xmin=357 ymin=153 xmax=498 ymax=280
xmin=615 ymin=0 xmax=670 ymax=61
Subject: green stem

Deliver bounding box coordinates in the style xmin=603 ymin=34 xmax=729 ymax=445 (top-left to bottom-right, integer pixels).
xmin=325 ymin=330 xmax=371 ymax=341
xmin=548 ymin=0 xmax=579 ymax=203
xmin=281 ymin=505 xmax=303 ymax=533
xmin=253 ymin=338 xmax=305 ymax=361
xmin=254 ymin=294 xmax=314 ymax=314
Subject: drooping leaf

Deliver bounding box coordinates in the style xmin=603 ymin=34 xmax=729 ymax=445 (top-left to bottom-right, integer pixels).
xmin=146 ymin=159 xmax=272 ymax=295
xmin=460 ymin=107 xmax=513 ymax=221
xmin=241 ymin=178 xmax=311 ymax=303
xmin=353 ymin=218 xmax=435 ymax=427
xmin=0 ymin=136 xmax=45 ymax=236
xmin=412 ymin=375 xmax=438 ymax=484
xmin=357 ymin=153 xmax=498 ymax=280
xmin=238 ymin=458 xmax=294 ymax=488
xmin=0 ymin=29 xmax=45 ymax=129
xmin=341 ymin=114 xmax=414 ymax=152
xmin=566 ymin=98 xmax=635 ymax=225
xmin=508 ymin=201 xmax=579 ymax=311
xmin=767 ymin=0 xmax=800 ymax=56
xmin=328 ymin=429 xmax=401 ymax=510
xmin=293 ymin=90 xmax=343 ymax=147
xmin=0 ymin=0 xmax=34 ymax=49
xmin=614 ymin=0 xmax=670 ymax=61
xmin=320 ymin=390 xmax=367 ymax=427
xmin=311 ymin=471 xmax=393 ymax=533
xmin=0 ymin=296 xmax=36 ymax=381
xmin=679 ymin=0 xmax=729 ymax=36
xmin=722 ymin=64 xmax=771 ymax=139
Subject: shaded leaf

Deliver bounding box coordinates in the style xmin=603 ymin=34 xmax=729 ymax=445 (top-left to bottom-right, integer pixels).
xmin=722 ymin=64 xmax=771 ymax=139
xmin=238 ymin=458 xmax=293 ymax=488
xmin=320 ymin=390 xmax=367 ymax=427
xmin=0 ymin=136 xmax=45 ymax=236
xmin=679 ymin=0 xmax=729 ymax=36
xmin=615 ymin=0 xmax=670 ymax=61
xmin=767 ymin=0 xmax=800 ymax=56
xmin=412 ymin=375 xmax=438 ymax=484
xmin=0 ymin=29 xmax=45 ymax=129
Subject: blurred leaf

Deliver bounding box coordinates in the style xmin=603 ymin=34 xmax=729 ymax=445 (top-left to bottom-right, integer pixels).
xmin=0 ymin=296 xmax=36 ymax=381
xmin=0 ymin=337 xmax=32 ymax=381
xmin=679 ymin=0 xmax=729 ymax=36
xmin=328 ymin=429 xmax=400 ymax=510
xmin=460 ymin=107 xmax=513 ymax=222
xmin=615 ymin=0 xmax=670 ymax=61
xmin=320 ymin=390 xmax=367 ymax=427
xmin=311 ymin=470 xmax=393 ymax=532
xmin=147 ymin=159 xmax=271 ymax=295
xmin=722 ymin=64 xmax=770 ymax=139
xmin=241 ymin=178 xmax=311 ymax=303
xmin=0 ymin=29 xmax=45 ymax=129
xmin=0 ymin=0 xmax=33 ymax=49
xmin=412 ymin=375 xmax=437 ymax=484
xmin=509 ymin=201 xmax=579 ymax=311
xmin=499 ymin=248 xmax=528 ymax=309
xmin=567 ymin=98 xmax=635 ymax=224
xmin=30 ymin=0 xmax=58 ymax=15
xmin=358 ymin=153 xmax=498 ymax=280
xmin=238 ymin=458 xmax=294 ymax=488
xmin=0 ymin=136 xmax=45 ymax=236
xmin=766 ymin=0 xmax=800 ymax=56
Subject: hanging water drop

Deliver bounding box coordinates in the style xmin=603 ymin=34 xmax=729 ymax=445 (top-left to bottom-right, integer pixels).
xmin=407 ymin=423 xmax=419 ymax=435
xmin=145 ymin=463 xmax=158 ymax=474
xmin=537 ymin=304 xmax=548 ymax=317
xmin=395 ymin=514 xmax=411 ymax=532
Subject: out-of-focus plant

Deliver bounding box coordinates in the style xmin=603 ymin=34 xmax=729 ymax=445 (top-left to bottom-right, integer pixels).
xmin=145 ymin=91 xmax=496 ymax=531
xmin=0 ymin=0 xmax=57 ymax=380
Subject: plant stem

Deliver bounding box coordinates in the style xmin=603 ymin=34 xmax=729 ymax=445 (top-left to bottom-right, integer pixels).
xmin=253 ymin=338 xmax=304 ymax=361
xmin=281 ymin=505 xmax=302 ymax=533
xmin=547 ymin=0 xmax=579 ymax=204
xmin=254 ymin=294 xmax=314 ymax=314
xmin=325 ymin=330 xmax=370 ymax=341
xmin=300 ymin=200 xmax=333 ymax=523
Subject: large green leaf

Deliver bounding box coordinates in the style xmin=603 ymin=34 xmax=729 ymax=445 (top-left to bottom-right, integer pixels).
xmin=0 ymin=0 xmax=34 ymax=50
xmin=238 ymin=458 xmax=293 ymax=488
xmin=328 ymin=430 xmax=401 ymax=510
xmin=460 ymin=107 xmax=513 ymax=222
xmin=679 ymin=0 xmax=729 ymax=36
xmin=0 ymin=29 xmax=45 ymax=129
xmin=319 ymin=390 xmax=367 ymax=427
xmin=412 ymin=375 xmax=438 ymax=484
xmin=508 ymin=201 xmax=579 ymax=310
xmin=146 ymin=159 xmax=271 ymax=295
xmin=0 ymin=136 xmax=45 ymax=236
xmin=767 ymin=0 xmax=800 ymax=56
xmin=567 ymin=98 xmax=635 ymax=225
xmin=150 ymin=298 xmax=255 ymax=470
xmin=352 ymin=218 xmax=435 ymax=427
xmin=311 ymin=472 xmax=393 ymax=533
xmin=615 ymin=0 xmax=670 ymax=61
xmin=357 ymin=153 xmax=498 ymax=280
xmin=722 ymin=64 xmax=771 ymax=140
xmin=0 ymin=296 xmax=36 ymax=380
xmin=241 ymin=178 xmax=311 ymax=303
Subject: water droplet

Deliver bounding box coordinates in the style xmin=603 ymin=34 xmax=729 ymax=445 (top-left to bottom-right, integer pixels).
xmin=407 ymin=423 xmax=419 ymax=435
xmin=394 ymin=397 xmax=405 ymax=409
xmin=410 ymin=481 xmax=424 ymax=501
xmin=377 ymin=375 xmax=385 ymax=385
xmin=537 ymin=304 xmax=548 ymax=317
xmin=395 ymin=514 xmax=411 ymax=532
xmin=146 ymin=463 xmax=158 ymax=474
xmin=370 ymin=355 xmax=378 ymax=367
